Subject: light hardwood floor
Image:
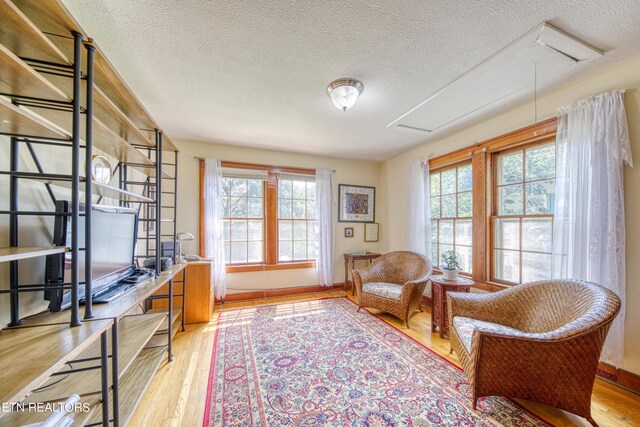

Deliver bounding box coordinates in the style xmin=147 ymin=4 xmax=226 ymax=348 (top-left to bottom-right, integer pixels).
xmin=131 ymin=290 xmax=640 ymax=427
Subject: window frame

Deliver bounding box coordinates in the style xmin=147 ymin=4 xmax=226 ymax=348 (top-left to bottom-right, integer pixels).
xmin=276 ymin=177 xmax=317 ymax=263
xmin=489 ymin=139 xmax=556 ymax=285
xmin=427 ymin=117 xmax=558 ymax=291
xmin=430 ymin=161 xmax=474 ymax=274
xmin=199 ymin=160 xmax=316 ymax=273
xmin=222 ymin=178 xmax=267 ymax=266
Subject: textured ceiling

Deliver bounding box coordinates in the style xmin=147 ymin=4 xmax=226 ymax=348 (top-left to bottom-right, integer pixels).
xmin=60 ymin=0 xmax=640 ymax=161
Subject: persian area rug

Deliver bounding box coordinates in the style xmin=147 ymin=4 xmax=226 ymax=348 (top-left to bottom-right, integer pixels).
xmin=204 ymin=297 xmax=551 ymax=427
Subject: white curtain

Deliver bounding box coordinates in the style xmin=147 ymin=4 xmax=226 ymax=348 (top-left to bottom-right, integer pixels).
xmin=315 ymin=169 xmax=334 ymax=286
xmin=407 ymin=159 xmax=431 ymax=256
xmin=204 ymin=158 xmax=227 ymax=299
xmin=552 ymin=89 xmax=632 ymax=367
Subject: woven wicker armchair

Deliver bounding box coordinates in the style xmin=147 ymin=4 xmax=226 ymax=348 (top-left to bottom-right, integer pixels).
xmin=447 ymin=280 xmax=621 ymax=426
xmin=353 ymin=251 xmax=432 ymax=328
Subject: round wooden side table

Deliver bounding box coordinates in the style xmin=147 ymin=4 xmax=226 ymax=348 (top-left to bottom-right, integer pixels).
xmin=430 ymin=274 xmax=474 ymax=338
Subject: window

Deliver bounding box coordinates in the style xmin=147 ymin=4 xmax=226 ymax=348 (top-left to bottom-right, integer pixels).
xmin=430 ymin=163 xmax=473 ymax=273
xmin=204 ymin=162 xmax=316 ymax=271
xmin=278 ymin=177 xmax=317 ymax=262
xmin=492 ymin=142 xmax=556 ymax=284
xmin=222 ymin=177 xmax=264 ymax=264
xmin=424 ymin=118 xmax=557 ymax=290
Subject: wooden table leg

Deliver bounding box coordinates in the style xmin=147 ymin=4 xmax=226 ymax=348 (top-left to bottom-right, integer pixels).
xmin=343 ymin=257 xmax=348 ymax=292
xmin=431 ymin=283 xmax=437 ymax=333
xmin=351 ymin=259 xmax=356 ymax=296
xmin=439 ymin=287 xmax=448 ymax=339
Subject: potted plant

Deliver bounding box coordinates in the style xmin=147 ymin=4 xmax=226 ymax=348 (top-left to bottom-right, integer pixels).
xmin=441 ymin=250 xmax=461 ymax=280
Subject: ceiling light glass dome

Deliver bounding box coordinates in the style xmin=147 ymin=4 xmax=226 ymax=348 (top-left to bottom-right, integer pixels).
xmin=326 ymin=78 xmax=364 ymax=112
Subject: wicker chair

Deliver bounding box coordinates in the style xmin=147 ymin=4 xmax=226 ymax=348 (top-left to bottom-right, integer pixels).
xmin=447 ymin=280 xmax=621 ymax=426
xmin=353 ymin=251 xmax=432 ymax=328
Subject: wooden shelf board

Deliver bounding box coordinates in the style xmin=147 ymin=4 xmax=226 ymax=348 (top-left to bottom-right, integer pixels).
xmin=23 ymin=105 xmax=172 ymax=178
xmin=145 ymin=312 xmax=182 ymax=349
xmin=10 ymin=0 xmax=86 ymax=44
xmin=0 ymin=246 xmax=68 ymax=263
xmin=0 ymin=42 xmax=69 ymax=102
xmin=33 ymin=177 xmax=154 ymax=203
xmin=0 ymin=319 xmax=112 ymax=406
xmin=24 ymin=313 xmax=167 ymax=404
xmin=88 ymin=346 xmax=167 ymax=427
xmin=15 ymin=263 xmax=188 ymax=327
xmin=0 ymin=0 xmax=70 ymax=65
xmin=0 ymin=96 xmax=70 ymax=139
xmin=148 ymin=307 xmax=182 ymax=329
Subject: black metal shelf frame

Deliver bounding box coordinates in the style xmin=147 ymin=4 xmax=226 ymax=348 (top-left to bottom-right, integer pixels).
xmin=0 ymin=30 xmax=114 ymax=427
xmin=1 ymin=12 xmax=179 ymax=425
xmin=1 ymin=31 xmax=87 ymax=327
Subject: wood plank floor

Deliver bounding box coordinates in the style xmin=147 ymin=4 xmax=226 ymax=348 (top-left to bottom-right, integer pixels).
xmin=131 ymin=290 xmax=640 ymax=427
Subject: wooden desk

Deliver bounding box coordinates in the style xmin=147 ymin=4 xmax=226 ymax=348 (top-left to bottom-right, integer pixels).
xmin=152 ymin=260 xmax=213 ymax=324
xmin=343 ymin=252 xmax=381 ymax=295
xmin=430 ymin=274 xmax=474 ymax=338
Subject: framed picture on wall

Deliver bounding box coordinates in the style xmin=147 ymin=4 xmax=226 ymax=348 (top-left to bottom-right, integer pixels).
xmin=338 ymin=184 xmax=375 ymax=222
xmin=344 ymin=227 xmax=354 ymax=238
xmin=364 ymin=223 xmax=379 ymax=242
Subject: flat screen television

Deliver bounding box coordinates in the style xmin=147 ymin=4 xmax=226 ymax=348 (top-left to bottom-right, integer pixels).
xmin=45 ymin=201 xmax=139 ymax=311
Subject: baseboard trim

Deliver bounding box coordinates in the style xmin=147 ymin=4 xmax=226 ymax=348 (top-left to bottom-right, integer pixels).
xmin=597 ymin=362 xmax=640 ymax=395
xmin=216 ymin=283 xmax=344 ymax=303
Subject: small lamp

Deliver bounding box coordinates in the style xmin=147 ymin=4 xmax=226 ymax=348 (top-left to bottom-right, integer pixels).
xmin=176 ymin=231 xmax=195 ymax=262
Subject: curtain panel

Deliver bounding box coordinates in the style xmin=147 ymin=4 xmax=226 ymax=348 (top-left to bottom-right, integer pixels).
xmin=407 ymin=159 xmax=431 ymax=257
xmin=552 ymin=89 xmax=632 ymax=367
xmin=315 ymin=169 xmax=334 ymax=286
xmin=204 ymin=158 xmax=227 ymax=299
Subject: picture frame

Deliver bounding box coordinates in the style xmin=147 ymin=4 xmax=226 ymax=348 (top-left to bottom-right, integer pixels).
xmin=338 ymin=184 xmax=375 ymax=223
xmin=344 ymin=227 xmax=354 ymax=238
xmin=364 ymin=223 xmax=379 ymax=242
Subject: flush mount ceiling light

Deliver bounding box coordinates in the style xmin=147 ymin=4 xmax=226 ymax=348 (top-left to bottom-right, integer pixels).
xmin=326 ymin=78 xmax=364 ymax=112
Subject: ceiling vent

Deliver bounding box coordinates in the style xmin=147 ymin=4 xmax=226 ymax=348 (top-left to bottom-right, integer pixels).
xmin=387 ymin=23 xmax=603 ymax=134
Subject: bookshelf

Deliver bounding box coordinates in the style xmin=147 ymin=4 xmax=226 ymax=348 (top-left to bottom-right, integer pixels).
xmin=0 ymin=0 xmax=182 ymax=425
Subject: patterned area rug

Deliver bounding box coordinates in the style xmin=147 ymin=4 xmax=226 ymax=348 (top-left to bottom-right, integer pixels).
xmin=204 ymin=297 xmax=551 ymax=426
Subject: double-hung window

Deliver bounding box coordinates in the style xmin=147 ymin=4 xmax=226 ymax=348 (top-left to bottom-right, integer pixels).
xmin=430 ymin=163 xmax=473 ymax=273
xmin=424 ymin=118 xmax=558 ymax=289
xmin=492 ymin=141 xmax=556 ymax=284
xmin=212 ymin=163 xmax=316 ymax=271
xmin=278 ymin=175 xmax=317 ymax=262
xmin=221 ymin=169 xmax=267 ymax=265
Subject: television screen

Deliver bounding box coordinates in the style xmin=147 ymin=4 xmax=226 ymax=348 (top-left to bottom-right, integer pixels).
xmin=45 ymin=202 xmax=138 ymax=311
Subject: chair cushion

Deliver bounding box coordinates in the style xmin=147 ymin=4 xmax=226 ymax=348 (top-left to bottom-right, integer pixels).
xmin=453 ymin=316 xmax=520 ymax=352
xmin=362 ymin=282 xmax=402 ymax=301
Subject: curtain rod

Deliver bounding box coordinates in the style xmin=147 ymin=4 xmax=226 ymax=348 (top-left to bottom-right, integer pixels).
xmin=194 ymin=156 xmax=335 ymax=172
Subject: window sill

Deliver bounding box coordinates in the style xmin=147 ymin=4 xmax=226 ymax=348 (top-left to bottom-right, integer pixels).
xmin=226 ymin=261 xmax=316 ymax=273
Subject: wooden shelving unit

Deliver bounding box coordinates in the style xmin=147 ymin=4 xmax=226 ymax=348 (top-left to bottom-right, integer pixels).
xmin=0 ymin=0 xmax=182 ymax=425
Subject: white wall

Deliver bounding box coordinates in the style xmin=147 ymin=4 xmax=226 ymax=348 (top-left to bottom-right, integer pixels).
xmin=379 ymin=55 xmax=640 ymax=375
xmin=174 ymin=139 xmax=381 ymax=293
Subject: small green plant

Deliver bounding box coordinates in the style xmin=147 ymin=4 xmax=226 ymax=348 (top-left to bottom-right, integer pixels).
xmin=441 ymin=250 xmax=461 ymax=271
